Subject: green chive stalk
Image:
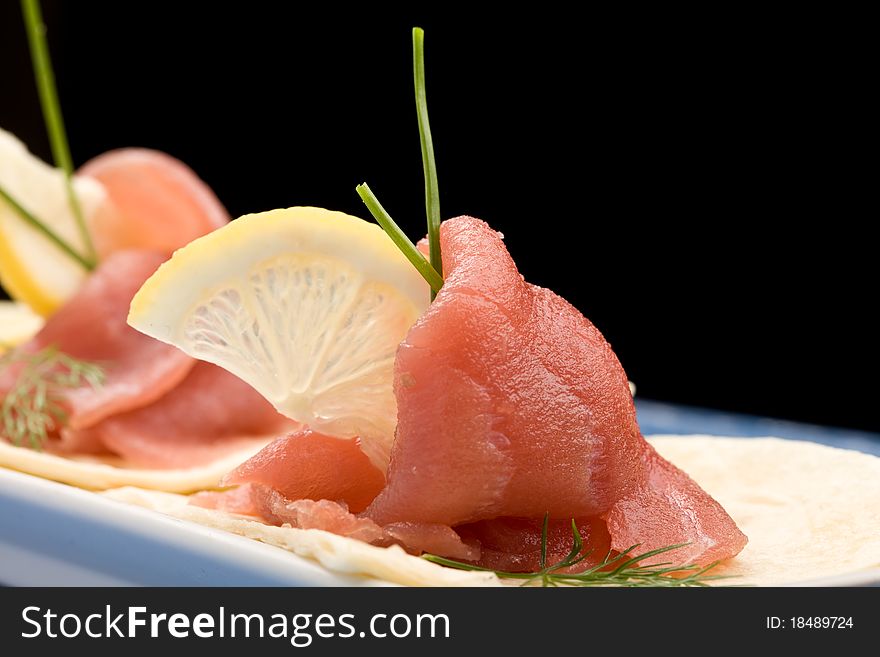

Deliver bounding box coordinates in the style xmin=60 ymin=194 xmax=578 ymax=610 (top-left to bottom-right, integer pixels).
xmin=0 ymin=184 xmax=93 ymax=270
xmin=21 ymin=0 xmax=97 ymax=269
xmin=356 ymin=183 xmax=444 ymax=293
xmin=412 ymin=27 xmax=442 ymax=298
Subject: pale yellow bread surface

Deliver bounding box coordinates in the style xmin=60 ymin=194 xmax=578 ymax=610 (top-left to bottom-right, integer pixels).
xmin=0 ymin=439 xmax=270 ymax=493
xmin=650 ymin=436 xmax=880 ymax=586
xmin=89 ymin=436 xmax=880 ymax=586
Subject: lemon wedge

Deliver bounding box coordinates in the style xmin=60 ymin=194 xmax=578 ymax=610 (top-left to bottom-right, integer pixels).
xmin=128 ymin=206 xmax=429 ymax=467
xmin=0 ymin=300 xmax=44 ymax=352
xmin=0 ymin=128 xmax=107 ymax=316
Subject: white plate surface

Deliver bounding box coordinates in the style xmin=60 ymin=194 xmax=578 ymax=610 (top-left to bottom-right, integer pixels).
xmin=0 ymin=467 xmax=366 ymax=586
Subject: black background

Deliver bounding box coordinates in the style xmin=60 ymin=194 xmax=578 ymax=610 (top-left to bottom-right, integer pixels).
xmin=0 ymin=3 xmax=874 ymax=431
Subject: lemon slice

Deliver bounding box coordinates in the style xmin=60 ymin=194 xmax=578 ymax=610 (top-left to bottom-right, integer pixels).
xmin=0 ymin=128 xmax=107 ymax=316
xmin=0 ymin=300 xmax=44 ymax=352
xmin=128 ymin=207 xmax=430 ymax=467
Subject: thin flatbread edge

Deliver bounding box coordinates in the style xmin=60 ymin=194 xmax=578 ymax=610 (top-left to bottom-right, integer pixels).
xmin=99 ymin=436 xmax=880 ymax=586
xmin=0 ymin=439 xmax=270 ymax=493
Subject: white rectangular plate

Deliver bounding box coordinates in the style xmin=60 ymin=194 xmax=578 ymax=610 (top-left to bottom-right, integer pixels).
xmin=0 ymin=467 xmax=367 ymax=586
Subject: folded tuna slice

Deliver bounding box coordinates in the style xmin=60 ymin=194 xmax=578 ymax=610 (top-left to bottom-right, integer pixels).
xmin=2 ymin=250 xmax=194 ymax=430
xmin=59 ymin=362 xmax=295 ymax=468
xmin=80 ymin=148 xmax=229 ymax=258
xmin=2 ymin=250 xmax=292 ymax=471
xmin=221 ymin=429 xmax=385 ymax=514
xmin=212 ymin=216 xmax=747 ymax=570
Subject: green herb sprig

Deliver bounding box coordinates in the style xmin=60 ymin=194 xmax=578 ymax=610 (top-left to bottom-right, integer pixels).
xmin=20 ymin=0 xmax=97 ymax=270
xmin=357 ymin=27 xmax=445 ymax=298
xmin=424 ymin=514 xmax=731 ymax=587
xmin=0 ymin=345 xmax=104 ymax=450
xmin=412 ymin=27 xmax=442 ymax=297
xmin=356 ymin=183 xmax=443 ymax=293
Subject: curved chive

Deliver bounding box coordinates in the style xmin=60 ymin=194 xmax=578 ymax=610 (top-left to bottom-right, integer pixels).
xmin=356 ymin=183 xmax=444 ymax=293
xmin=21 ymin=0 xmax=97 ymax=268
xmin=0 ymin=183 xmax=93 ymax=270
xmin=413 ymin=27 xmax=442 ymax=299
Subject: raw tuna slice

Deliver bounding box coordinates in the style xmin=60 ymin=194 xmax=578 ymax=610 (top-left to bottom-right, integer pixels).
xmin=222 ymin=429 xmax=386 ymax=514
xmin=189 ymin=483 xmax=268 ymax=517
xmin=59 ymin=362 xmax=295 ymax=468
xmin=364 ymin=216 xmax=746 ymax=567
xmin=80 ymin=148 xmax=228 ymax=258
xmin=456 ymin=517 xmax=611 ymax=573
xmin=191 ymin=483 xmax=477 ymax=560
xmin=12 ymin=250 xmax=193 ymax=429
xmin=383 ymin=522 xmax=479 ymax=562
xmin=602 ymin=443 xmax=747 ymax=566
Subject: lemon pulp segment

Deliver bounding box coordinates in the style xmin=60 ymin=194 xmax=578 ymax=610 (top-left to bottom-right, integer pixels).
xmin=129 ymin=207 xmax=429 ymax=467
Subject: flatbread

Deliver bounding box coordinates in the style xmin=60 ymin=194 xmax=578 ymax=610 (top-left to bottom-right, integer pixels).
xmin=100 ymin=436 xmax=880 ymax=586
xmin=102 ymin=486 xmax=500 ymax=587
xmin=650 ymin=436 xmax=880 ymax=586
xmin=0 ymin=439 xmax=269 ymax=493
